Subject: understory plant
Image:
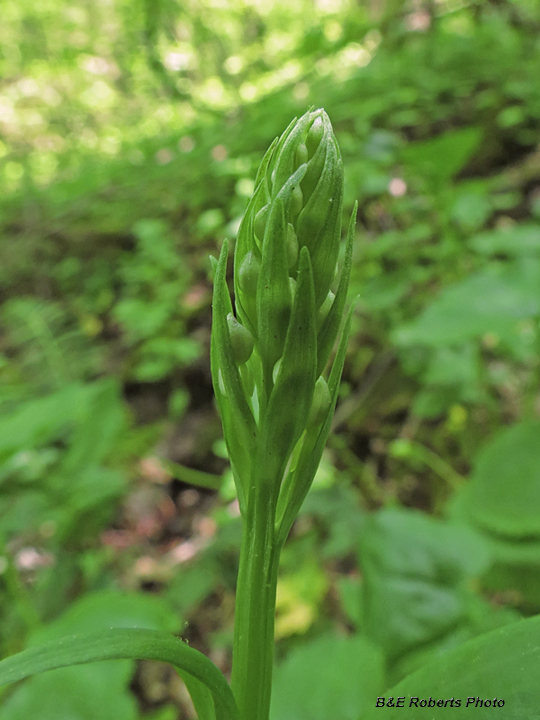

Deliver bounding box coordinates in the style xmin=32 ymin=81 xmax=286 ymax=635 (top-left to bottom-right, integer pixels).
xmin=210 ymin=108 xmax=356 ymax=720
xmin=0 ymin=108 xmax=357 ymax=720
xmin=2 ymin=109 xmax=540 ymax=720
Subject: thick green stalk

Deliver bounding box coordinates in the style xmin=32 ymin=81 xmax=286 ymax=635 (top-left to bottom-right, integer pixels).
xmin=231 ymin=479 xmax=280 ymax=720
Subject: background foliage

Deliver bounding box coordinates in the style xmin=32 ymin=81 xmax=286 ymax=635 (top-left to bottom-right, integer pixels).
xmin=1 ymin=0 xmax=540 ymax=717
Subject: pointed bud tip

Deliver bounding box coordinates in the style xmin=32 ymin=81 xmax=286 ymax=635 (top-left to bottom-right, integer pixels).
xmin=308 ymin=376 xmax=331 ymax=427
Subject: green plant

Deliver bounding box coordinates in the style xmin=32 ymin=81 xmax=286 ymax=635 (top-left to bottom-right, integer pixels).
xmin=210 ymin=107 xmax=356 ymax=720
xmin=2 ymin=108 xmax=540 ymax=720
xmin=0 ymin=378 xmax=131 ymax=639
xmin=112 ymin=219 xmax=202 ymax=383
xmin=0 ymin=108 xmax=356 ymax=720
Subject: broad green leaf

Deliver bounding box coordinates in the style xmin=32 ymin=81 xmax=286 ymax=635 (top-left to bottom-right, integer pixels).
xmin=0 ymin=380 xmax=128 ymax=541
xmin=299 ymin=483 xmax=364 ymax=560
xmin=359 ymin=270 xmax=410 ymax=311
xmin=400 ymin=127 xmax=482 ymax=187
xmin=412 ymin=386 xmax=464 ymax=419
xmin=113 ymin=298 xmax=170 ymax=342
xmin=54 ymin=466 xmax=126 ymax=542
xmin=29 ymin=589 xmax=180 ymax=643
xmin=57 ymin=378 xmax=125 ymax=476
xmin=166 ymin=556 xmax=220 ymax=618
xmin=409 ymin=342 xmax=482 ymax=416
xmin=423 ymin=343 xmax=479 ymax=388
xmin=479 ymin=533 xmax=540 ymax=608
xmin=469 ymin=223 xmax=540 ymax=256
xmin=389 ymin=595 xmax=519 ymax=687
xmin=270 ymin=634 xmax=383 ymax=720
xmin=359 ymin=508 xmax=491 ymax=660
xmin=0 ymin=661 xmax=137 ymax=720
xmin=393 ymin=257 xmax=540 ymax=348
xmin=0 ymin=629 xmax=239 ymax=720
xmin=0 ymin=591 xmax=215 ymax=720
xmin=462 ymin=420 xmax=540 ymax=537
xmin=365 ymin=615 xmax=540 ymax=719
xmin=0 ymin=383 xmax=95 ymax=461
xmin=450 ymin=181 xmax=493 ymax=232
xmin=336 ymin=574 xmax=363 ymax=630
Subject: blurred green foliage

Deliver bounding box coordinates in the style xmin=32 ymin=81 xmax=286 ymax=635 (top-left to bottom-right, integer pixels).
xmin=0 ymin=590 xmax=180 ymax=720
xmin=1 ymin=0 xmax=540 ymax=716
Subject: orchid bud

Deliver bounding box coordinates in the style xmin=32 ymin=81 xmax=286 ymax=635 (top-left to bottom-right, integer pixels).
xmin=295 ymin=142 xmax=308 ymax=168
xmin=238 ymin=250 xmax=260 ymax=297
xmin=209 ymin=115 xmax=358 ymax=720
xmin=272 ymin=357 xmax=282 ymax=384
xmin=234 ymin=109 xmax=345 ymax=373
xmin=317 ymin=290 xmax=335 ymax=331
xmin=308 ymin=376 xmax=331 ymax=427
xmin=290 ymin=185 xmax=303 ymax=216
xmin=227 ymin=314 xmax=254 ymax=365
xmin=286 ymin=223 xmax=299 ymax=268
xmin=254 ymin=205 xmax=269 ymax=242
xmin=306 ymin=114 xmax=324 ymax=156
xmin=213 ymin=108 xmax=357 ymax=512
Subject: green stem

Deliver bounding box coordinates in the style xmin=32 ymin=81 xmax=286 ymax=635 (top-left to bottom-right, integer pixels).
xmin=231 ymin=480 xmax=280 ymax=720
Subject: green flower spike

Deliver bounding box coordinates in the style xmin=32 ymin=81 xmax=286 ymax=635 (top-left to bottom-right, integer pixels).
xmin=212 ymin=107 xmax=357 ymax=520
xmin=210 ymin=108 xmax=357 ymax=720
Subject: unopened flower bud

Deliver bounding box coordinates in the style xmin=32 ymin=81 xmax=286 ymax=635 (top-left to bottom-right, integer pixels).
xmin=295 ymin=142 xmax=308 ymax=168
xmin=254 ymin=204 xmax=269 ymax=241
xmin=272 ymin=357 xmax=282 ymax=384
xmin=290 ymin=185 xmax=303 ymax=216
xmin=227 ymin=313 xmax=254 ymax=365
xmin=218 ymin=368 xmax=227 ymax=398
xmin=295 ymin=112 xmax=343 ymax=309
xmin=211 ymin=108 xmax=357 ymax=529
xmin=308 ymin=376 xmax=331 ymax=427
xmin=317 ymin=291 xmax=335 ymax=331
xmin=238 ymin=251 xmax=260 ymax=296
xmin=306 ymin=115 xmax=324 ymax=157
xmin=300 ymin=133 xmax=327 ymax=203
xmin=288 ymin=275 xmax=296 ymax=300
xmin=286 ymin=223 xmax=299 ymax=268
